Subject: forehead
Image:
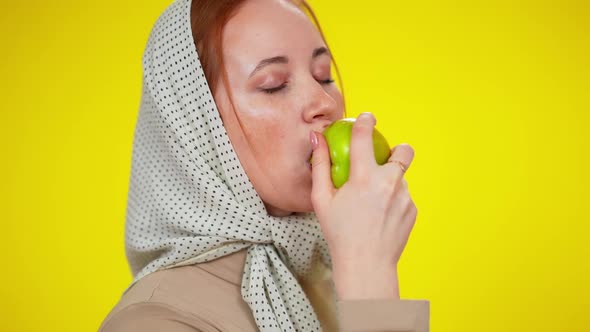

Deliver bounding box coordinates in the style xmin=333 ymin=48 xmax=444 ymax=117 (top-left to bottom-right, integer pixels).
xmin=222 ymin=0 xmax=325 ymax=65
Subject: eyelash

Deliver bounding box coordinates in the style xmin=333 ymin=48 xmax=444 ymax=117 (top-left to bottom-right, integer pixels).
xmin=261 ymin=78 xmax=335 ymax=94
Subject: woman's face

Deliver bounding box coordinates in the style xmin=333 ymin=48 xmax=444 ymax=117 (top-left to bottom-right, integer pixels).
xmin=214 ymin=0 xmax=344 ymax=217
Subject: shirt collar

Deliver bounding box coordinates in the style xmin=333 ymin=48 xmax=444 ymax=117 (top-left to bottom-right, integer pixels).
xmin=195 ymin=249 xmax=248 ymax=286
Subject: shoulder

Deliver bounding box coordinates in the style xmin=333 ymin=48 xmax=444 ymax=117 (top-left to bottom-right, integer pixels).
xmin=99 ymin=264 xmax=257 ymax=332
xmin=98 ymin=302 xmax=221 ymax=332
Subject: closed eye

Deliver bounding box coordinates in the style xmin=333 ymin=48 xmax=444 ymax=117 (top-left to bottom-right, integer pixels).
xmin=259 ymin=78 xmax=334 ymax=95
xmin=259 ymin=83 xmax=287 ymax=94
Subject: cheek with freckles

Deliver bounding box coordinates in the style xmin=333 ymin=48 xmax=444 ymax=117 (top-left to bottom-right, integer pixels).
xmin=250 ymin=122 xmax=288 ymax=167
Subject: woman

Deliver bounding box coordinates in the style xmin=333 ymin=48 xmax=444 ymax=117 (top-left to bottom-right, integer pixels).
xmin=98 ymin=0 xmax=429 ymax=331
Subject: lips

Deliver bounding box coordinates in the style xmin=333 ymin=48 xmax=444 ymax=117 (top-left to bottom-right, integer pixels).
xmin=306 ymin=122 xmax=332 ymax=168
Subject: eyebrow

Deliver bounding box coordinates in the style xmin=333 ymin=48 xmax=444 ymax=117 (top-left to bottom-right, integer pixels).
xmin=248 ymin=46 xmax=331 ymax=78
xmin=312 ymin=46 xmax=330 ymax=58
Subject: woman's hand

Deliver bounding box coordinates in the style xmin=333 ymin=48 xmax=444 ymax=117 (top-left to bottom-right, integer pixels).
xmin=310 ymin=112 xmax=417 ymax=300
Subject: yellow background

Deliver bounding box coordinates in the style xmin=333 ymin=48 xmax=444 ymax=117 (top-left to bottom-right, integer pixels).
xmin=1 ymin=0 xmax=588 ymax=331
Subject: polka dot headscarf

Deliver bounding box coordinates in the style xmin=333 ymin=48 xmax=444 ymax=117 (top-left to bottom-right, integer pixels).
xmin=123 ymin=0 xmax=334 ymax=330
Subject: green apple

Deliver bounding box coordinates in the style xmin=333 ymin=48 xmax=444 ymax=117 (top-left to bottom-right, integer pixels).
xmin=310 ymin=117 xmax=391 ymax=188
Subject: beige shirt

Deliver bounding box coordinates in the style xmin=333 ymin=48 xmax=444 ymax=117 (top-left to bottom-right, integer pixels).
xmin=98 ymin=249 xmax=429 ymax=332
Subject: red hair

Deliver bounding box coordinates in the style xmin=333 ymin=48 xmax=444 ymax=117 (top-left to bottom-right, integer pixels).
xmin=190 ymin=0 xmax=345 ymax=111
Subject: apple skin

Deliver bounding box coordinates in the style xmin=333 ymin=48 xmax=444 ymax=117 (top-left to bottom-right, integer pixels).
xmin=311 ymin=117 xmax=392 ymax=188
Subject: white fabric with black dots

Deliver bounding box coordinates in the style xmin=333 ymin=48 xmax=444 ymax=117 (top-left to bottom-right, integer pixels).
xmin=123 ymin=0 xmax=333 ymax=330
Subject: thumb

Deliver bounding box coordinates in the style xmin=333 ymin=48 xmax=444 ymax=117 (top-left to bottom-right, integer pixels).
xmin=310 ymin=130 xmax=335 ymax=206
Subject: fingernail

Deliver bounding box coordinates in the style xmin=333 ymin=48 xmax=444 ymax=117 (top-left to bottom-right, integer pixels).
xmin=310 ymin=130 xmax=318 ymax=150
xmin=359 ymin=112 xmax=375 ymax=123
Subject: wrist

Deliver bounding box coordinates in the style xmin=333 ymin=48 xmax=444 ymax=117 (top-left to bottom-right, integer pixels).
xmin=332 ymin=262 xmax=400 ymax=301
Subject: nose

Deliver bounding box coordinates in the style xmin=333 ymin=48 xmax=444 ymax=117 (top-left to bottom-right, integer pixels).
xmin=302 ymin=80 xmax=339 ymax=124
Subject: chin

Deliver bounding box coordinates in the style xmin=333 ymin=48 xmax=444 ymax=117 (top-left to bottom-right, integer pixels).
xmin=289 ymin=190 xmax=314 ymax=213
xmin=264 ymin=195 xmax=314 ymax=217
xmin=290 ymin=202 xmax=315 ymax=214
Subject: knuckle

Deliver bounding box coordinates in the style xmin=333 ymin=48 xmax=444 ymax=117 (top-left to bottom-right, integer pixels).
xmin=312 ymin=157 xmax=328 ymax=168
xmin=352 ymin=122 xmax=371 ymax=137
xmin=372 ymin=168 xmax=396 ymax=195
xmin=408 ymin=200 xmax=417 ymax=217
xmin=376 ymin=176 xmax=396 ymax=197
xmin=400 ymin=191 xmax=412 ymax=207
xmin=383 ymin=167 xmax=401 ymax=188
xmin=392 ymin=175 xmax=402 ymax=190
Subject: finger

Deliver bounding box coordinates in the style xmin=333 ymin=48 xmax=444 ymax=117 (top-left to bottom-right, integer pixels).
xmin=401 ymin=178 xmax=408 ymax=190
xmin=385 ymin=144 xmax=415 ymax=177
xmin=349 ymin=112 xmax=378 ymax=180
xmin=310 ymin=130 xmax=335 ymax=206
